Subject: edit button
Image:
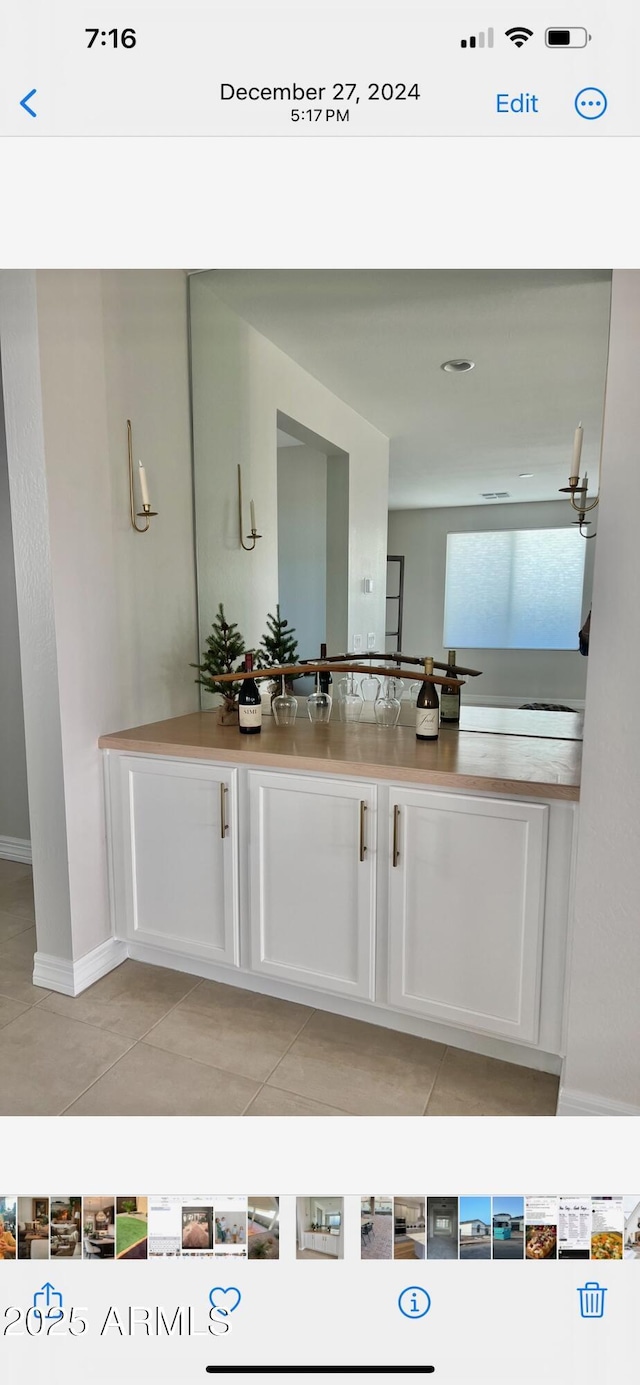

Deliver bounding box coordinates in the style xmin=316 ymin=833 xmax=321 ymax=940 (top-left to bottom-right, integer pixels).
xmin=496 ymin=92 xmax=540 ymax=114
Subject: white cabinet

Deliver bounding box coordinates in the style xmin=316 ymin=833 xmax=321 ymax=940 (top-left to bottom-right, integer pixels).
xmin=102 ymin=747 xmax=572 ymax=1064
xmin=387 ymin=786 xmax=549 ymax=1043
xmin=249 ymin=771 xmax=376 ymax=999
xmin=110 ymin=754 xmax=239 ymax=966
xmin=302 ymin=1232 xmax=340 ymax=1256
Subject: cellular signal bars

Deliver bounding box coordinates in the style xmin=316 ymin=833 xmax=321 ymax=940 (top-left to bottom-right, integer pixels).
xmin=461 ymin=28 xmax=494 ymax=48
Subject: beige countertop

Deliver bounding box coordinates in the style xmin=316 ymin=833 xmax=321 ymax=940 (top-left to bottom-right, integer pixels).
xmin=99 ymin=709 xmax=581 ymax=801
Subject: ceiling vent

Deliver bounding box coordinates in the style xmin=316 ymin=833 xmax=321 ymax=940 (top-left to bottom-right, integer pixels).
xmin=481 ymin=491 xmax=511 ymax=500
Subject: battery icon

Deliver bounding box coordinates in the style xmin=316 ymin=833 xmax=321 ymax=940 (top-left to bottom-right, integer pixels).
xmin=546 ymin=27 xmax=591 ymax=47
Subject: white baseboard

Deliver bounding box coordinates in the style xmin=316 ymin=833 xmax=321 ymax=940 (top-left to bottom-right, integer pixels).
xmin=30 ymin=928 xmax=563 ymax=1079
xmin=557 ymin=1086 xmax=640 ymax=1117
xmin=0 ymin=835 xmax=32 ymax=864
xmin=127 ymin=938 xmax=561 ymax=1077
xmin=33 ymin=937 xmax=128 ymax=997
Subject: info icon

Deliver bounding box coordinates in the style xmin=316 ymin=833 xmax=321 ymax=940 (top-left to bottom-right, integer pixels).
xmin=398 ymin=1286 xmax=431 ymax=1319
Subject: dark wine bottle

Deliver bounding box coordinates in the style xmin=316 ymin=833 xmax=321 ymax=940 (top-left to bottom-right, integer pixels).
xmin=319 ymin=642 xmax=332 ymax=695
xmin=440 ymin=649 xmax=460 ymax=724
xmin=416 ymin=656 xmax=439 ymax=741
xmin=238 ymin=652 xmax=262 ymax=735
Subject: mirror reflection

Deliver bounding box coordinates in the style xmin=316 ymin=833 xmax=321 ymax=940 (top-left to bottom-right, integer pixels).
xmin=190 ymin=270 xmax=611 ymax=718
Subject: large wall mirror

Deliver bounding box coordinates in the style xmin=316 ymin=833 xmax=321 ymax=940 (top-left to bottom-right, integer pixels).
xmin=189 ymin=269 xmax=611 ymax=710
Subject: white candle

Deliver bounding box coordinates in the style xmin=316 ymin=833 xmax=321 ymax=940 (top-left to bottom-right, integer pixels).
xmin=138 ymin=460 xmax=150 ymax=508
xmin=250 ymin=499 xmax=256 ymax=532
xmin=571 ymin=424 xmax=583 ymax=477
xmin=583 ymin=471 xmax=588 ymax=495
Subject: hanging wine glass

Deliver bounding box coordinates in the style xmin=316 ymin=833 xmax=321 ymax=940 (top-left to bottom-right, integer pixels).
xmin=386 ymin=673 xmax=405 ymax=702
xmin=307 ymin=673 xmax=332 ymax=724
xmin=336 ymin=673 xmax=364 ymax=723
xmin=272 ymin=674 xmax=298 ymax=726
xmin=374 ymin=677 xmax=402 ymax=728
xmin=359 ymin=671 xmax=381 ymax=708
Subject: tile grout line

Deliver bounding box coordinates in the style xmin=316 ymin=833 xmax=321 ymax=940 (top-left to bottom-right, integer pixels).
xmin=250 ymin=1080 xmax=354 ymax=1117
xmin=57 ymin=992 xmax=317 ymax=1114
xmin=54 ymin=978 xmax=216 ymax=1115
xmin=127 ymin=976 xmax=210 ymax=1043
xmin=31 ymin=970 xmax=206 ymax=1037
xmin=57 ymin=1038 xmax=140 ymax=1115
xmin=56 ymin=1034 xmax=268 ymax=1115
xmin=240 ymin=1008 xmax=319 ymax=1115
xmin=422 ymin=1044 xmax=450 ymax=1116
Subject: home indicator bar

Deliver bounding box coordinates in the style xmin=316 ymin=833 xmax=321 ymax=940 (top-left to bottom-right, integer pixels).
xmin=204 ymin=1370 xmax=436 ymax=1376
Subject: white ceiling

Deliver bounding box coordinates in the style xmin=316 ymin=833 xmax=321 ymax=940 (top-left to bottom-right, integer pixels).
xmin=207 ymin=270 xmax=612 ymax=509
xmin=276 ymin=428 xmax=303 ymax=447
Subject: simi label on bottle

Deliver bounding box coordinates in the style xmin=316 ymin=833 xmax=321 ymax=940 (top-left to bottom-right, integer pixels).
xmin=238 ymin=704 xmax=262 ymax=729
xmin=238 ymin=650 xmax=262 ymax=734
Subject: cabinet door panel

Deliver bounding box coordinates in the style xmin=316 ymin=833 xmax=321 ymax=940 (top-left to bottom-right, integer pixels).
xmin=388 ymin=788 xmax=548 ymax=1042
xmin=118 ymin=756 xmax=239 ymax=965
xmin=249 ymin=772 xmax=376 ymax=998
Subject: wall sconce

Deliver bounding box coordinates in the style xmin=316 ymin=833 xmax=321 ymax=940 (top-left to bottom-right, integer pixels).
xmin=127 ymin=419 xmax=158 ymax=534
xmin=559 ymin=423 xmax=599 ymax=538
xmin=237 ymin=464 xmax=262 ymax=551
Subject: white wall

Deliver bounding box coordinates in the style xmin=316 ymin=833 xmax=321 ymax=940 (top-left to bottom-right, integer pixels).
xmin=0 ymin=273 xmax=74 ymax=965
xmin=277 ymin=444 xmax=328 ymax=661
xmin=190 ymin=280 xmax=389 ymax=686
xmin=0 ymin=372 xmax=30 ymax=843
xmin=560 ymin=270 xmax=640 ymax=1114
xmin=387 ymin=500 xmax=594 ymax=705
xmin=0 ymin=270 xmax=197 ymax=968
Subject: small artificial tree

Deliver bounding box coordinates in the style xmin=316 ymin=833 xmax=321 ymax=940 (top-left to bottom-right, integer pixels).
xmin=257 ymin=605 xmax=301 ymax=683
xmin=191 ymin=603 xmax=246 ymax=722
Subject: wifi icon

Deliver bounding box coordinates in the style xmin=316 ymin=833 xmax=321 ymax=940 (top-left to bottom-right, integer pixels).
xmin=505 ymin=26 xmax=534 ymax=47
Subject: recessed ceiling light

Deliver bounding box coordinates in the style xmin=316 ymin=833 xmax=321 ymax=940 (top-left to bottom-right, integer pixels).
xmin=519 ymin=472 xmax=534 ymax=478
xmin=441 ymin=358 xmax=475 ymax=373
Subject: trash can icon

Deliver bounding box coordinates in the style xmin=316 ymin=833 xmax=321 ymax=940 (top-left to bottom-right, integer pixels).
xmin=578 ymin=1282 xmax=607 ymax=1319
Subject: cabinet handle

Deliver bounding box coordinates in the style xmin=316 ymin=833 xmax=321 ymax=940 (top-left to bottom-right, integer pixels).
xmin=359 ymin=800 xmax=367 ymax=862
xmin=392 ymin=804 xmax=400 ymax=867
xmin=220 ymin=782 xmax=228 ymax=839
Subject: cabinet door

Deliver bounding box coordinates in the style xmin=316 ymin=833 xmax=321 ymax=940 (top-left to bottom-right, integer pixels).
xmin=388 ymin=787 xmax=548 ymax=1043
xmin=115 ymin=755 xmax=239 ymax=965
xmin=249 ymin=771 xmax=376 ymax=999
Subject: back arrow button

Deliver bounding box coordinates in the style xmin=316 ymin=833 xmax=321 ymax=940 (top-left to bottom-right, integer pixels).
xmin=20 ymin=89 xmax=37 ymax=118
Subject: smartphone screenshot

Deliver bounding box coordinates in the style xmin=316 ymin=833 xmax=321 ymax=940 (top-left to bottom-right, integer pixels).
xmin=1 ymin=5 xmax=639 ymax=1385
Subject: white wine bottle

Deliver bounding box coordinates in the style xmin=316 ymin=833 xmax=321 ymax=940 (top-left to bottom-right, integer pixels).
xmin=440 ymin=649 xmax=460 ymax=724
xmin=238 ymin=652 xmax=262 ymax=735
xmin=416 ymin=657 xmax=439 ymax=740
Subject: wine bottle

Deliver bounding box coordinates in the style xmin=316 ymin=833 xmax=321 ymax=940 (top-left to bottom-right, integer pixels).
xmin=319 ymin=642 xmax=332 ymax=695
xmin=440 ymin=649 xmax=460 ymax=724
xmin=416 ymin=657 xmax=439 ymax=740
xmin=238 ymin=652 xmax=262 ymax=734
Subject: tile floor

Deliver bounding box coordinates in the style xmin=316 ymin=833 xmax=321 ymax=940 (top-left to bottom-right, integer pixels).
xmin=0 ymin=862 xmax=559 ymax=1117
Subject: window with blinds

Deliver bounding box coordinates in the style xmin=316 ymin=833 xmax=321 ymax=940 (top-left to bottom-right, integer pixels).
xmin=443 ymin=527 xmax=586 ymax=649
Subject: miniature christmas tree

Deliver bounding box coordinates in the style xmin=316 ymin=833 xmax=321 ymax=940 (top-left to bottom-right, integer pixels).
xmin=191 ymin=604 xmax=246 ymax=719
xmin=257 ymin=605 xmax=300 ymax=680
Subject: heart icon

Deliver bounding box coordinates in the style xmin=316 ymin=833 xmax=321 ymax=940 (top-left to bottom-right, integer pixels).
xmin=209 ymin=1286 xmax=242 ymax=1314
